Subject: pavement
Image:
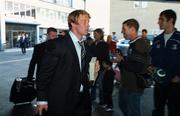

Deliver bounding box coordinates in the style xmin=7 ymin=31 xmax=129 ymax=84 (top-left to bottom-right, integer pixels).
xmin=0 ymin=48 xmax=165 ymax=116
xmin=2 ymin=48 xmax=33 ymax=53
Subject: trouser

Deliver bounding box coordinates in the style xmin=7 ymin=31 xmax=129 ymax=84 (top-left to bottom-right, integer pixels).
xmin=152 ymin=83 xmax=180 ymax=116
xmin=103 ymin=91 xmax=113 ymax=107
xmin=119 ymin=86 xmax=142 ymax=116
xmin=91 ymin=71 xmax=104 ymax=103
xmin=21 ymin=46 xmax=26 ymax=54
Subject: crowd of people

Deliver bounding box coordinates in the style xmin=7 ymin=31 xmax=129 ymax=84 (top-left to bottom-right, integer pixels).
xmin=25 ymin=9 xmax=179 ymax=116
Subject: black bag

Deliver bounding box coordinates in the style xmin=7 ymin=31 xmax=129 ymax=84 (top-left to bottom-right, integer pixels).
xmin=9 ymin=77 xmax=37 ymax=104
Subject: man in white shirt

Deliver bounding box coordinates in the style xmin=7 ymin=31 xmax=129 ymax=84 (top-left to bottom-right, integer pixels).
xmin=36 ymin=10 xmax=92 ymax=116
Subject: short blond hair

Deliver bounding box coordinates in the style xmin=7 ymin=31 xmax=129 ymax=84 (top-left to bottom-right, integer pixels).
xmin=68 ymin=10 xmax=91 ymax=29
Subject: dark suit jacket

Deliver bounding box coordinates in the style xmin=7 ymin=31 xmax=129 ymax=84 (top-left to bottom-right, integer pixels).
xmin=27 ymin=40 xmax=56 ymax=78
xmin=90 ymin=41 xmax=109 ymax=69
xmin=27 ymin=42 xmax=46 ymax=78
xmin=36 ymin=33 xmax=91 ymax=116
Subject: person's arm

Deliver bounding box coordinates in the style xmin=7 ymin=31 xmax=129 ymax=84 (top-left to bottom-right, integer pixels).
xmin=27 ymin=46 xmax=37 ymax=79
xmin=36 ymin=41 xmax=60 ymax=114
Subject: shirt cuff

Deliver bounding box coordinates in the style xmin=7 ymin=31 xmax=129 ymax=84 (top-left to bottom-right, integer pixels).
xmin=36 ymin=101 xmax=48 ymax=105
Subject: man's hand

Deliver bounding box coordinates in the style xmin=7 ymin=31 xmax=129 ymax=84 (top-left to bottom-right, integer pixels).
xmin=172 ymin=76 xmax=180 ymax=83
xmin=36 ymin=104 xmax=48 ymax=116
xmin=114 ymin=53 xmax=124 ymax=63
xmin=94 ymin=60 xmax=100 ymax=80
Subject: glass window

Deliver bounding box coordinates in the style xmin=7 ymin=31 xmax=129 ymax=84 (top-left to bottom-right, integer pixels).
xmin=14 ymin=3 xmax=19 ymax=15
xmin=49 ymin=10 xmax=56 ymax=19
xmin=41 ymin=0 xmax=55 ymax=3
xmin=6 ymin=1 xmax=13 ymax=12
xmin=31 ymin=6 xmax=36 ymax=18
xmin=55 ymin=0 xmax=72 ymax=7
xmin=38 ymin=8 xmax=46 ymax=18
xmin=26 ymin=5 xmax=31 ymax=16
xmin=20 ymin=3 xmax=25 ymax=17
xmin=61 ymin=12 xmax=68 ymax=23
xmin=46 ymin=9 xmax=49 ymax=18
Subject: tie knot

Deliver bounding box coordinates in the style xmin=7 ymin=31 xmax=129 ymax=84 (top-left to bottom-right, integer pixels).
xmin=78 ymin=41 xmax=84 ymax=47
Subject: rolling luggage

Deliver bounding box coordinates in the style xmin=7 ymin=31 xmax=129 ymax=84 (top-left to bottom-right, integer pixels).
xmin=9 ymin=77 xmax=36 ymax=105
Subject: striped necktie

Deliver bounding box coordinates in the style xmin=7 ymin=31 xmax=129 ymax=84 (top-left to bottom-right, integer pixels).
xmin=78 ymin=41 xmax=86 ymax=69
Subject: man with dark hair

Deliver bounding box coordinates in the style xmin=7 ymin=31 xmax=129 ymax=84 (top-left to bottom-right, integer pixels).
xmin=36 ymin=10 xmax=92 ymax=116
xmin=151 ymin=9 xmax=180 ymax=116
xmin=117 ymin=18 xmax=150 ymax=116
xmin=47 ymin=27 xmax=57 ymax=35
xmin=27 ymin=27 xmax=57 ymax=79
xmin=141 ymin=29 xmax=151 ymax=46
xmin=112 ymin=31 xmax=118 ymax=42
xmin=142 ymin=29 xmax=148 ymax=39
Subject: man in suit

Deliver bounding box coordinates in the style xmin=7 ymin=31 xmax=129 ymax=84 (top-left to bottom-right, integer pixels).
xmin=27 ymin=27 xmax=57 ymax=79
xmin=19 ymin=32 xmax=28 ymax=54
xmin=36 ymin=10 xmax=92 ymax=116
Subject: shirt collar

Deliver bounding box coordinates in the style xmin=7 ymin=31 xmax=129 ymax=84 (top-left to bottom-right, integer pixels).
xmin=129 ymin=37 xmax=140 ymax=44
xmin=69 ymin=31 xmax=79 ymax=44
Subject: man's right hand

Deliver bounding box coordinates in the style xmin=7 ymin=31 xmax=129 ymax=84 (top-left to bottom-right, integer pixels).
xmin=36 ymin=104 xmax=48 ymax=116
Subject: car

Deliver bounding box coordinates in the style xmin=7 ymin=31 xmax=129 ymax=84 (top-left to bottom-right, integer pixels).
xmin=116 ymin=35 xmax=155 ymax=56
xmin=116 ymin=39 xmax=130 ymax=56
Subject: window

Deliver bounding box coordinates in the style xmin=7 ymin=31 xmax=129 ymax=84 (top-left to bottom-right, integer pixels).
xmin=26 ymin=5 xmax=31 ymax=16
xmin=6 ymin=1 xmax=13 ymax=12
xmin=56 ymin=0 xmax=72 ymax=7
xmin=133 ymin=1 xmax=148 ymax=8
xmin=20 ymin=3 xmax=25 ymax=17
xmin=31 ymin=6 xmax=36 ymax=18
xmin=14 ymin=3 xmax=19 ymax=15
xmin=41 ymin=0 xmax=55 ymax=3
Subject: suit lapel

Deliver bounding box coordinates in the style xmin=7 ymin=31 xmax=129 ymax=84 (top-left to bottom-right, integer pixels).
xmin=66 ymin=33 xmax=81 ymax=72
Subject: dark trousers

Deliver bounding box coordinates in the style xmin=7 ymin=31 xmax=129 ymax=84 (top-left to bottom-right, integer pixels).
xmin=152 ymin=83 xmax=180 ymax=116
xmin=103 ymin=91 xmax=113 ymax=108
xmin=91 ymin=71 xmax=104 ymax=103
xmin=119 ymin=86 xmax=142 ymax=116
xmin=21 ymin=46 xmax=26 ymax=54
xmin=45 ymin=90 xmax=91 ymax=116
xmin=74 ymin=90 xmax=92 ymax=116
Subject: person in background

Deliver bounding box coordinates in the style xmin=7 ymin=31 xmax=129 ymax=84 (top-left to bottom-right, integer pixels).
xmin=112 ymin=32 xmax=119 ymax=42
xmin=106 ymin=35 xmax=117 ymax=55
xmin=27 ymin=27 xmax=57 ymax=79
xmin=151 ymin=9 xmax=180 ymax=116
xmin=117 ymin=19 xmax=150 ymax=116
xmin=19 ymin=32 xmax=27 ymax=54
xmin=90 ymin=28 xmax=109 ymax=105
xmin=85 ymin=33 xmax=94 ymax=47
xmin=36 ymin=10 xmax=92 ymax=116
xmin=101 ymin=60 xmax=115 ymax=112
xmin=58 ymin=30 xmax=67 ymax=39
xmin=141 ymin=29 xmax=151 ymax=46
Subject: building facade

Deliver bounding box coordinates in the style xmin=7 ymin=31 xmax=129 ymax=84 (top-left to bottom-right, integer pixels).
xmin=0 ymin=0 xmax=84 ymax=50
xmin=85 ymin=0 xmax=180 ymax=40
xmin=110 ymin=0 xmax=180 ymax=39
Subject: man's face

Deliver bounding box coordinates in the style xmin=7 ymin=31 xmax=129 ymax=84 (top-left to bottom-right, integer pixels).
xmin=158 ymin=15 xmax=170 ymax=30
xmin=72 ymin=14 xmax=90 ymax=38
xmin=48 ymin=31 xmax=57 ymax=40
xmin=142 ymin=31 xmax=147 ymax=38
xmin=121 ymin=24 xmax=131 ymax=40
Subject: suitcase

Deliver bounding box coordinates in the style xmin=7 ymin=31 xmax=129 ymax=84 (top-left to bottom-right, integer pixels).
xmin=9 ymin=77 xmax=37 ymax=105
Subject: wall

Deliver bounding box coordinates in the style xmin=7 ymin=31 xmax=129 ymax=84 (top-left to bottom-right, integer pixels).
xmin=110 ymin=0 xmax=180 ymax=39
